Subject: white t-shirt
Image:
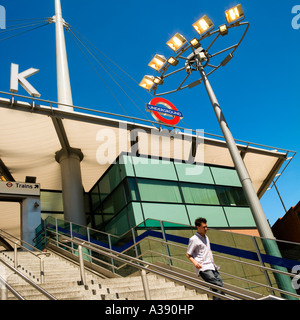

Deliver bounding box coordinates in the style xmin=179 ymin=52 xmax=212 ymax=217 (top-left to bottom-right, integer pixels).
xmin=187 ymin=232 xmax=219 ymax=275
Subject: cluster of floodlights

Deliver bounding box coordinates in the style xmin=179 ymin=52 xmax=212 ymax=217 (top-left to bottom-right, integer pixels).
xmin=139 ymin=4 xmax=245 ymax=92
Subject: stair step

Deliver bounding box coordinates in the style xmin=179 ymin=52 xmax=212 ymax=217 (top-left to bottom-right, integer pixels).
xmin=1 ymin=250 xmax=209 ymax=301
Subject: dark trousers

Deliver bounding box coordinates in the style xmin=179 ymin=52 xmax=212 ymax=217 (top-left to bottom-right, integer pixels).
xmin=199 ymin=270 xmax=225 ymax=300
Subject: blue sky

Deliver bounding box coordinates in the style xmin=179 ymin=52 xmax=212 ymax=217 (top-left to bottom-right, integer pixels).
xmin=0 ymin=0 xmax=299 ymax=226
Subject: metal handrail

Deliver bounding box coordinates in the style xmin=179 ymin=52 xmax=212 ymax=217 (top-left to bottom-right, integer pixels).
xmin=50 ymin=230 xmax=300 ymax=300
xmin=0 ymin=228 xmax=50 ymax=283
xmin=0 ymin=274 xmax=25 ymax=300
xmin=131 ymin=235 xmax=300 ymax=299
xmin=0 ymin=258 xmax=56 ymax=300
xmin=135 ymin=236 xmax=295 ymax=278
xmin=0 ymin=227 xmax=50 ymax=256
xmin=43 ymin=216 xmax=300 ymax=250
xmin=44 ymin=218 xmax=300 ymax=299
xmin=50 ymin=233 xmax=256 ymax=300
xmin=107 ymin=239 xmax=300 ymax=299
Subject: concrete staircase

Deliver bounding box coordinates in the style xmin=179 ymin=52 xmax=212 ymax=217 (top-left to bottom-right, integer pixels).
xmin=0 ymin=250 xmax=208 ymax=300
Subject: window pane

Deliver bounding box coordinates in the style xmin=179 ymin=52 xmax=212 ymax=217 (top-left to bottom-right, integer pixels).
xmin=137 ymin=178 xmax=182 ymax=203
xmin=124 ymin=178 xmax=140 ymax=201
xmin=181 ymin=183 xmax=219 ymax=205
xmin=102 ymin=184 xmax=126 ymax=214
xmin=216 ymin=186 xmax=248 ymax=206
xmin=99 ymin=164 xmax=121 ymax=202
xmin=133 ymin=157 xmax=178 ymax=181
xmin=90 ymin=184 xmax=101 ymax=210
xmin=127 ymin=202 xmax=144 ymax=228
xmin=119 ymin=154 xmax=135 ymax=179
xmin=187 ymin=205 xmax=229 ymax=228
xmin=94 ymin=214 xmax=103 ymax=230
xmin=224 ymin=207 xmax=256 ymax=227
xmin=41 ymin=191 xmax=63 ymax=212
xmin=142 ymin=203 xmax=190 ymax=225
xmin=105 ymin=208 xmax=130 ymax=236
xmin=210 ymin=167 xmax=242 ymax=187
xmin=175 ymin=162 xmax=214 ymax=184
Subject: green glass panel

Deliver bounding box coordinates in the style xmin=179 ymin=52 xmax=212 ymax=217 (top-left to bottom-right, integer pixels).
xmin=41 ymin=213 xmax=64 ymax=221
xmin=102 ymin=184 xmax=126 ymax=214
xmin=125 ymin=178 xmax=140 ymax=201
xmin=103 ymin=214 xmax=115 ymax=223
xmin=142 ymin=203 xmax=190 ymax=225
xmin=137 ymin=179 xmax=182 ymax=203
xmin=210 ymin=167 xmax=242 ymax=187
xmin=94 ymin=214 xmax=103 ymax=229
xmin=216 ymin=186 xmax=248 ymax=206
xmin=105 ymin=208 xmax=130 ymax=236
xmin=41 ymin=191 xmax=63 ymax=212
xmin=187 ymin=205 xmax=229 ymax=228
xmin=181 ymin=182 xmax=219 ymax=205
xmin=128 ymin=202 xmax=144 ymax=228
xmin=99 ymin=164 xmax=121 ymax=201
xmin=133 ymin=157 xmax=177 ymax=181
xmin=175 ymin=162 xmax=214 ymax=184
xmin=90 ymin=184 xmax=101 ymax=210
xmin=223 ymin=207 xmax=256 ymax=227
xmin=119 ymin=154 xmax=135 ymax=179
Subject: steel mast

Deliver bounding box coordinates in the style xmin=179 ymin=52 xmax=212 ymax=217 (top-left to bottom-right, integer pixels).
xmin=53 ymin=0 xmax=86 ymax=226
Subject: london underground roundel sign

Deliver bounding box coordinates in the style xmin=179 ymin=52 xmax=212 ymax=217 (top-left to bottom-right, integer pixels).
xmin=146 ymin=97 xmax=183 ymax=126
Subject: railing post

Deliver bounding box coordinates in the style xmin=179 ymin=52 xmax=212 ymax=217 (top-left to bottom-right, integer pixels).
xmin=40 ymin=257 xmax=45 ymax=284
xmin=252 ymin=236 xmax=275 ymax=295
xmin=78 ymin=245 xmax=86 ymax=286
xmin=160 ymin=220 xmax=172 ymax=266
xmin=70 ymin=222 xmax=74 ymax=254
xmin=108 ymin=235 xmax=116 ymax=274
xmin=0 ymin=285 xmax=7 ymax=301
xmin=141 ymin=269 xmax=151 ymax=300
xmin=55 ymin=218 xmax=59 ymax=246
xmin=87 ymin=227 xmax=92 ymax=258
xmin=44 ymin=219 xmax=48 ymax=247
xmin=14 ymin=243 xmax=18 ymax=270
xmin=132 ymin=228 xmax=139 ymax=258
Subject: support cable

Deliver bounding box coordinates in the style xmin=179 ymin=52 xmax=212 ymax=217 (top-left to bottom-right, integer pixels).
xmin=67 ymin=26 xmax=155 ymax=121
xmin=66 ymin=27 xmax=129 ymax=116
xmin=70 ymin=25 xmax=151 ymax=91
xmin=67 ymin=30 xmax=192 ymax=128
xmin=0 ymin=20 xmax=49 ymax=33
xmin=0 ymin=21 xmax=50 ymax=43
xmin=68 ymin=25 xmax=153 ymax=121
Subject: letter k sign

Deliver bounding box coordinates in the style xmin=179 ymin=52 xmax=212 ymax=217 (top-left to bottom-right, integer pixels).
xmin=10 ymin=63 xmax=41 ymax=97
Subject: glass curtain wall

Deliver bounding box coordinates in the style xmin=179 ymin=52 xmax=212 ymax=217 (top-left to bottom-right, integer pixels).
xmin=89 ymin=153 xmax=256 ymax=236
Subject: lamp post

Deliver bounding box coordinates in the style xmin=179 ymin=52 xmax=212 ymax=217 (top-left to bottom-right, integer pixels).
xmin=139 ymin=4 xmax=297 ymax=299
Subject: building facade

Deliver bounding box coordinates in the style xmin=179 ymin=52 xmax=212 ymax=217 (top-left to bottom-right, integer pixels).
xmin=88 ymin=153 xmax=255 ymax=236
xmin=272 ymin=201 xmax=300 ymax=243
xmin=0 ymin=97 xmax=292 ymax=243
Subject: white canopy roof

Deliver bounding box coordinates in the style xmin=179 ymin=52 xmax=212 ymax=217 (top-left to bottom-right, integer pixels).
xmin=0 ymin=96 xmax=291 ymax=198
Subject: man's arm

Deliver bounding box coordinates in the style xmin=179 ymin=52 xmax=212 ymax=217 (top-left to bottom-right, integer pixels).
xmin=186 ymin=253 xmax=201 ymax=269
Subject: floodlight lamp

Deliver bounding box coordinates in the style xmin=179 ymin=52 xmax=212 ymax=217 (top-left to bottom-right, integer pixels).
xmin=154 ymin=76 xmax=164 ymax=85
xmin=190 ymin=38 xmax=201 ymax=49
xmin=225 ymin=4 xmax=244 ymax=24
xmin=219 ymin=24 xmax=228 ymax=36
xmin=199 ymin=51 xmax=207 ymax=62
xmin=139 ymin=75 xmax=155 ymax=91
xmin=166 ymin=33 xmax=187 ymax=52
xmin=148 ymin=54 xmax=167 ymax=72
xmin=192 ymin=15 xmax=214 ymax=35
xmin=167 ymin=56 xmax=179 ymax=66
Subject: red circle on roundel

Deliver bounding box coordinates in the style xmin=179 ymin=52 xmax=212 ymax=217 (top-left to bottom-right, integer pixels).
xmin=149 ymin=97 xmax=181 ymax=126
